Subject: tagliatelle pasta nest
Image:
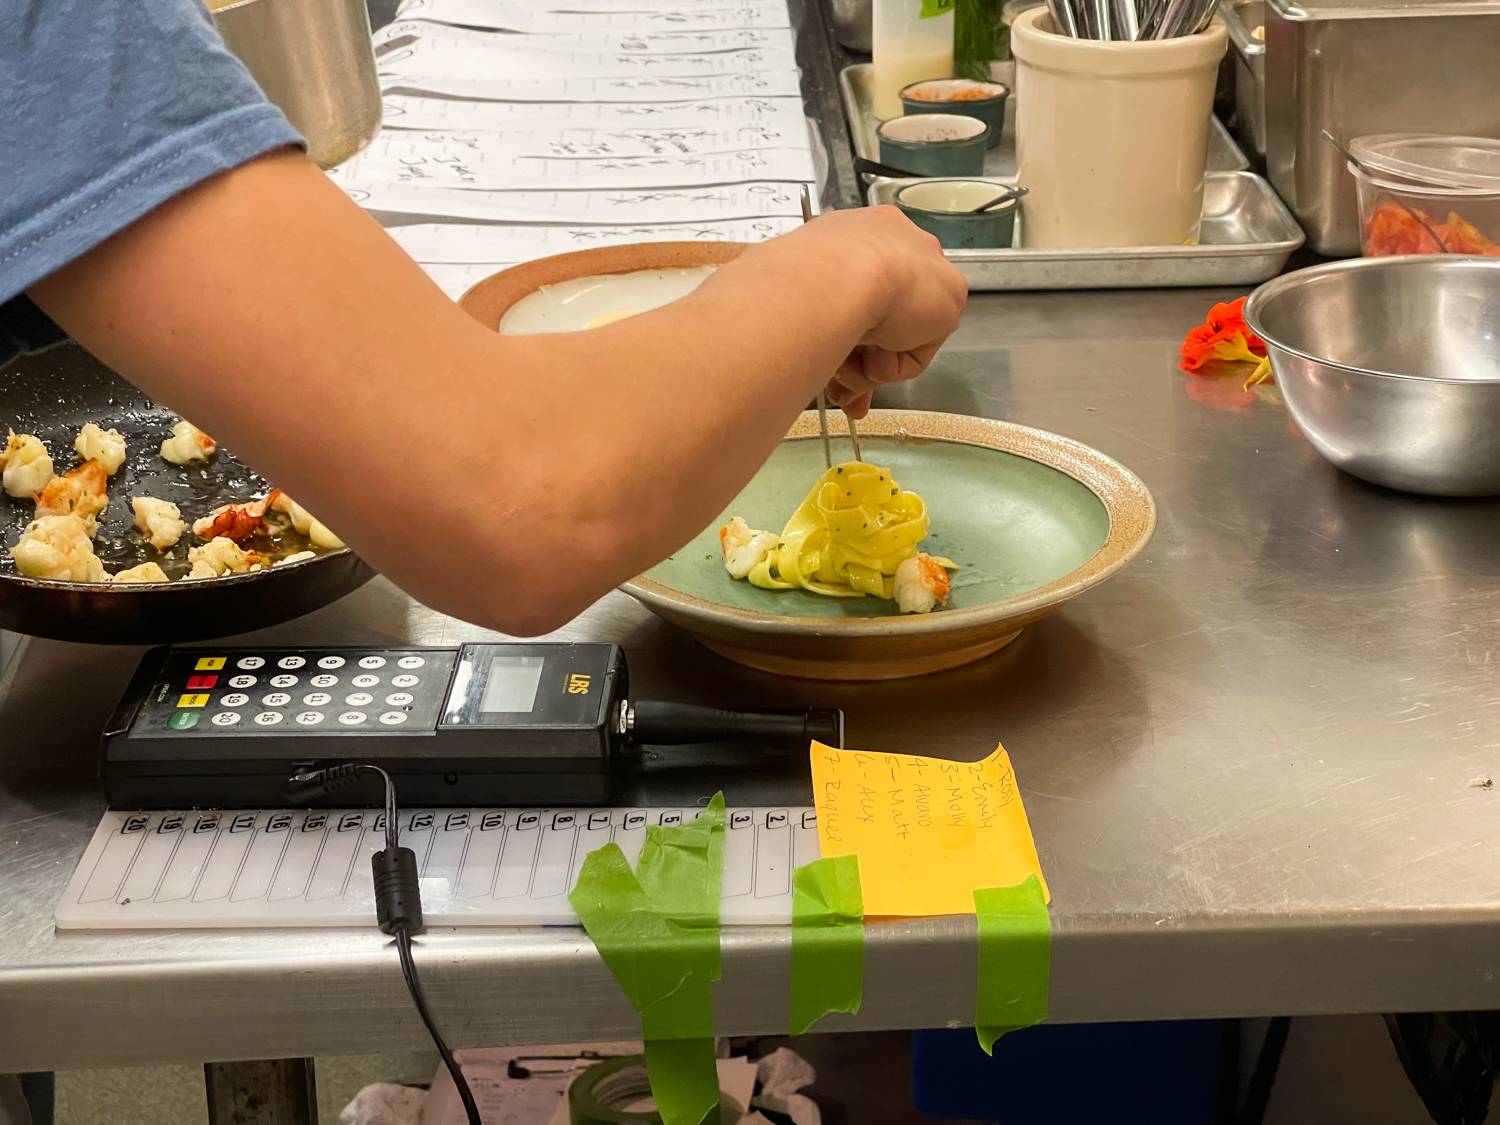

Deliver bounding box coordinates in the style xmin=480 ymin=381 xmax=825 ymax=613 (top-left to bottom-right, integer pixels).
xmin=720 ymin=462 xmax=955 ymax=613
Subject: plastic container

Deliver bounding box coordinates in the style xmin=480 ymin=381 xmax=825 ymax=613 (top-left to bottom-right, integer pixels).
xmin=900 ymin=78 xmax=1009 ymax=148
xmin=895 ymin=179 xmax=1019 ymax=247
xmin=1010 ymin=6 xmax=1228 ymax=248
xmin=1349 ymin=134 xmax=1500 ymax=258
xmin=878 ymin=114 xmax=989 ymax=175
xmin=872 ymin=0 xmax=954 ymax=120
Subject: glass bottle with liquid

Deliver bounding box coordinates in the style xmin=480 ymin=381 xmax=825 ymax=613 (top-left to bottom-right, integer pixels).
xmin=872 ymin=0 xmax=954 ymax=120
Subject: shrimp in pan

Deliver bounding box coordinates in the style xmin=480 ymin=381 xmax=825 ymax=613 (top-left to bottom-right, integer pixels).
xmin=34 ymin=459 xmax=109 ymax=535
xmin=270 ymin=493 xmax=344 ymax=549
xmin=893 ymin=553 xmax=953 ymax=615
xmin=75 ymin=424 xmax=127 ymax=475
xmin=2 ymin=431 xmax=54 ymax=498
xmin=719 ymin=516 xmax=778 ymax=580
xmin=160 ymin=420 xmax=216 ymax=464
xmin=187 ymin=536 xmax=262 ymax=578
xmin=10 ymin=515 xmax=108 ymax=582
xmin=192 ymin=489 xmax=281 ymax=542
xmin=132 ymin=497 xmax=187 ymax=550
xmin=112 ymin=561 xmax=170 ymax=584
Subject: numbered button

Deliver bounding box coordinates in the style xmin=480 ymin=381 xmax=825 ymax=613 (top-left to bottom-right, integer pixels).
xmin=385 ymin=692 xmax=413 ymax=707
xmin=278 ymin=655 xmax=306 ymax=670
xmin=397 ymin=656 xmax=425 ymax=669
xmin=296 ymin=711 xmax=325 ymax=726
xmin=358 ymin=655 xmax=387 ymax=669
xmin=338 ymin=711 xmax=367 ymax=726
xmin=254 ymin=711 xmax=284 ymax=726
xmin=310 ymin=674 xmax=338 ymax=688
xmin=221 ymin=693 xmax=250 ymax=707
xmin=211 ymin=712 xmax=241 ymax=727
xmin=262 ymin=692 xmax=291 ymax=707
xmin=303 ymin=692 xmax=331 ymax=706
xmin=391 ymin=674 xmax=420 ymax=688
xmin=236 ymin=656 xmax=265 ymax=670
xmin=379 ymin=711 xmax=409 ymax=726
xmin=270 ymin=674 xmax=298 ymax=688
xmin=345 ymin=692 xmax=374 ymax=707
xmin=351 ymin=674 xmax=379 ymax=688
xmin=229 ymin=674 xmax=257 ymax=688
xmin=317 ymin=655 xmax=346 ymax=669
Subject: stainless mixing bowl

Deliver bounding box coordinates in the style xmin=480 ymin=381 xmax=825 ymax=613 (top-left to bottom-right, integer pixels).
xmin=1244 ymin=256 xmax=1500 ymax=496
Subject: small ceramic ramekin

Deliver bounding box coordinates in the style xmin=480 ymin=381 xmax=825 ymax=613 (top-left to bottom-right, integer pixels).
xmin=877 ymin=114 xmax=989 ymax=177
xmin=899 ymin=79 xmax=1010 ymax=149
xmin=895 ymin=179 xmax=1019 ymax=249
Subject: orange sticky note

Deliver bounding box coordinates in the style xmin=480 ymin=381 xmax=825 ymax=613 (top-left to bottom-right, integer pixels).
xmin=810 ymin=742 xmax=1048 ymax=917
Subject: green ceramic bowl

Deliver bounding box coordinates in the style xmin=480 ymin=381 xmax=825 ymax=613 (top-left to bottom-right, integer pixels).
xmin=900 ymin=79 xmax=1010 ymax=150
xmin=624 ymin=410 xmax=1155 ymax=680
xmin=877 ymin=114 xmax=989 ymax=177
xmin=895 ymin=179 xmax=1018 ymax=250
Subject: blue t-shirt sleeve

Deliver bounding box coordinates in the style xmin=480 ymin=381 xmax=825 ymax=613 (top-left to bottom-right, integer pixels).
xmin=0 ymin=0 xmax=305 ymax=309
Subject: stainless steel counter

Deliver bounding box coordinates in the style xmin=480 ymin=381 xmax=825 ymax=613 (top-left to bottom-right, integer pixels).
xmin=7 ymin=286 xmax=1500 ymax=1072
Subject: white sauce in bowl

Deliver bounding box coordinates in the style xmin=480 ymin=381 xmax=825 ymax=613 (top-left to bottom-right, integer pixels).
xmin=498 ymin=266 xmax=717 ymax=335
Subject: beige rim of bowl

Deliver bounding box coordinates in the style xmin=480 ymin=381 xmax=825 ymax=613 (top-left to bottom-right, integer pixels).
xmin=457 ymin=242 xmax=751 ymax=333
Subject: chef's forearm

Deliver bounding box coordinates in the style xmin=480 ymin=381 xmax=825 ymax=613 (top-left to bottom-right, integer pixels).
xmin=28 ymin=148 xmax=959 ymax=635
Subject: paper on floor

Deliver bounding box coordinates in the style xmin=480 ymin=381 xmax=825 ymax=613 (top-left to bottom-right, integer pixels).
xmin=420 ymin=1042 xmax=643 ymax=1125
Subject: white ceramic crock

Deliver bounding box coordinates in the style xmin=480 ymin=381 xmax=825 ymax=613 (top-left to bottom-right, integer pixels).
xmin=1011 ymin=7 xmax=1228 ymax=248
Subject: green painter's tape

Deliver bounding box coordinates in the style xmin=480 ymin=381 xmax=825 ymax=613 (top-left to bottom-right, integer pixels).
xmin=974 ymin=874 xmax=1050 ymax=1054
xmin=642 ymin=1039 xmax=722 ymax=1125
xmin=790 ymin=855 xmax=864 ymax=1035
xmin=570 ymin=794 xmax=727 ymax=1125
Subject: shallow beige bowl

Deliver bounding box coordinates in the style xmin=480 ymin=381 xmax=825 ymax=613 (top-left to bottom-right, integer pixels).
xmin=458 ymin=242 xmax=748 ymax=330
xmin=625 ymin=410 xmax=1156 ymax=680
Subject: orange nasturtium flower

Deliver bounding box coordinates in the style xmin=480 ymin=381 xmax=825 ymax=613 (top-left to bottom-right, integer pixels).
xmin=1179 ymin=296 xmax=1272 ymax=388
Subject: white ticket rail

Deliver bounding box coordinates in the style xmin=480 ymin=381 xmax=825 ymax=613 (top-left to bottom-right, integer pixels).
xmin=56 ymin=806 xmax=819 ymax=931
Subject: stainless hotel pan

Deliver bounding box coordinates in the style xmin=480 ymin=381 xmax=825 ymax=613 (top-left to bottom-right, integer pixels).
xmin=1261 ymin=0 xmax=1500 ymax=256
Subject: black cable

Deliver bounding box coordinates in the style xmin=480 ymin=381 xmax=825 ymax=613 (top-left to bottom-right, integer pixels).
xmin=286 ymin=763 xmax=482 ymax=1125
xmin=396 ymin=928 xmax=483 ymax=1125
xmin=1238 ymin=1016 xmax=1291 ymax=1125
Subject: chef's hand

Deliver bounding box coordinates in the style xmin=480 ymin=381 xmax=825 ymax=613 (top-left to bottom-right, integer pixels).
xmin=798 ymin=205 xmax=967 ymax=418
xmin=826 ymin=343 xmax=940 ymax=418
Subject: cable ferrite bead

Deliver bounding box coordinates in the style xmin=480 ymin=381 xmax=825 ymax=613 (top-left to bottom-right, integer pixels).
xmin=372 ymin=846 xmax=423 ymax=936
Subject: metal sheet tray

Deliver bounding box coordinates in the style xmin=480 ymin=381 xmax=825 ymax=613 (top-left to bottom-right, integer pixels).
xmin=841 ymin=62 xmax=1303 ymax=289
xmin=868 ymin=173 xmax=1305 ymax=290
xmin=838 ymin=62 xmax=1250 ymax=178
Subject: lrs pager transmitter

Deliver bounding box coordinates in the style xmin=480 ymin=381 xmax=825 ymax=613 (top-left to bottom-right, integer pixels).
xmin=101 ymin=643 xmax=842 ymax=808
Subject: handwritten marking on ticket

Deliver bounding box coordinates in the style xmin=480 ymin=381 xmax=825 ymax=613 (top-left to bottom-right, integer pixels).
xmin=810 ymin=742 xmax=1048 ymax=917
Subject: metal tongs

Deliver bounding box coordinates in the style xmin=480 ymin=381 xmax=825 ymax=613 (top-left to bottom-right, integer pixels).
xmin=800 ymin=185 xmax=862 ymax=468
xmin=1045 ymin=0 xmax=1214 ymax=39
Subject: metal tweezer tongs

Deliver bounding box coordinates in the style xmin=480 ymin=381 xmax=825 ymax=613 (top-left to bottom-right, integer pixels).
xmin=799 ymin=185 xmax=862 ymax=469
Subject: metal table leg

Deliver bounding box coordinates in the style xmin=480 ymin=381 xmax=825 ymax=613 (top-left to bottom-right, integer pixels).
xmin=204 ymin=1059 xmax=318 ymax=1125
